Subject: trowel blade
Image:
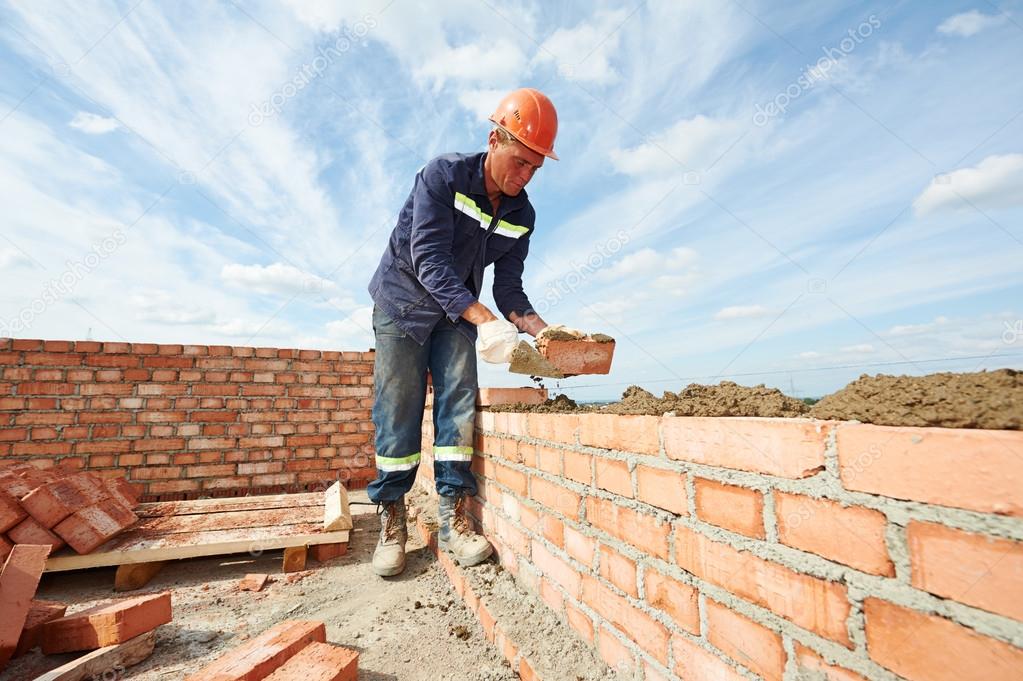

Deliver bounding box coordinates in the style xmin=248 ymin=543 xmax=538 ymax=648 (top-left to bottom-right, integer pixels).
xmin=508 ymin=340 xmax=565 ymax=379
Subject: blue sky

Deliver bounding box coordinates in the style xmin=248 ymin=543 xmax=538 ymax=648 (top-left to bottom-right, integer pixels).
xmin=1 ymin=0 xmax=1021 ymax=401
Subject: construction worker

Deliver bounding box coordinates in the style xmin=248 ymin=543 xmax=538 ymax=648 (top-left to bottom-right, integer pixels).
xmin=366 ymin=88 xmax=562 ymax=576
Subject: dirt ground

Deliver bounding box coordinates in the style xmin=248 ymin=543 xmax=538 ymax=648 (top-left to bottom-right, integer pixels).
xmin=492 ymin=369 xmax=1022 ymax=429
xmin=3 ymin=489 xmax=614 ymax=681
xmin=809 ymin=368 xmax=1022 ymax=429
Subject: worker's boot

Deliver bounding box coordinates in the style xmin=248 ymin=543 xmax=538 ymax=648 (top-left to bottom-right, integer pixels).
xmin=438 ymin=494 xmax=493 ymax=566
xmin=372 ymin=497 xmax=407 ymax=577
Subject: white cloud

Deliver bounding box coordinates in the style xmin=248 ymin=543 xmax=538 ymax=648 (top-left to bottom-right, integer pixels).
xmin=888 ymin=316 xmax=949 ymax=336
xmin=416 ymin=40 xmax=527 ymax=91
xmin=715 ymin=305 xmax=771 ymax=320
xmin=610 ymin=115 xmax=746 ymax=176
xmin=937 ymin=10 xmax=1006 ymax=37
xmin=221 ymin=262 xmax=339 ymax=297
xmin=797 ymin=351 xmax=822 ymax=359
xmin=840 ymin=343 xmax=876 ymax=354
xmin=536 ymin=9 xmax=629 ymax=85
xmin=130 ymin=291 xmax=215 ymax=325
xmin=594 ymin=247 xmax=697 ymax=281
xmin=0 ymin=249 xmax=33 ymax=269
xmin=69 ymin=111 xmax=120 ymax=134
xmin=457 ymin=88 xmax=506 ymax=121
xmin=325 ymin=305 xmax=374 ymax=348
xmin=913 ymin=153 xmax=1023 ymax=215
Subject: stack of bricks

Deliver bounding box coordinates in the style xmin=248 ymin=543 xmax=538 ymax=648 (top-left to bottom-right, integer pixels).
xmin=419 ymin=389 xmax=1023 ymax=681
xmin=0 ymin=338 xmax=376 ymax=501
xmin=1 ymin=462 xmax=139 ymax=557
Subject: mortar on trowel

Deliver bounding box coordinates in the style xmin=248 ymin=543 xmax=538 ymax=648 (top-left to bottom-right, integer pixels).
xmin=508 ymin=330 xmax=616 ymax=379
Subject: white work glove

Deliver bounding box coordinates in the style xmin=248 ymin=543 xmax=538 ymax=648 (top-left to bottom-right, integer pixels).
xmin=536 ymin=324 xmax=585 ymax=341
xmin=476 ymin=319 xmax=520 ymax=364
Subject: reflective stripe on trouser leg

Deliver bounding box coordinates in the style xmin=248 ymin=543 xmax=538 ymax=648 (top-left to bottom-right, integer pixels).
xmin=375 ymin=451 xmax=422 ymax=471
xmin=433 ymin=445 xmax=473 ymax=462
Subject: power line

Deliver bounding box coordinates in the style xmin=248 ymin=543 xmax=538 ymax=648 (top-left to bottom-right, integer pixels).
xmin=554 ymin=352 xmax=1023 ymax=391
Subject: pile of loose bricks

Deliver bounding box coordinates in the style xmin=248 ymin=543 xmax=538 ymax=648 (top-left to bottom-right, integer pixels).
xmin=420 ymin=388 xmax=1023 ymax=681
xmin=0 ymin=338 xmax=376 ymax=501
xmin=1 ymin=540 xmax=171 ymax=669
xmin=1 ymin=462 xmax=140 ymax=558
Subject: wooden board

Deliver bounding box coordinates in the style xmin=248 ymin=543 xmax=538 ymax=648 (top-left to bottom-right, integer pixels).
xmin=135 ymin=492 xmax=326 ymax=518
xmin=43 ymin=492 xmax=348 ymax=573
xmin=32 ymin=629 xmax=155 ymax=681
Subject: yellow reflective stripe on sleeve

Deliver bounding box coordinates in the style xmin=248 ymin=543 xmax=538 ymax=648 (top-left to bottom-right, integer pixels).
xmin=376 ymin=451 xmax=421 ymax=472
xmin=452 ymin=192 xmax=528 ymax=239
xmin=434 ymin=445 xmax=474 ymax=461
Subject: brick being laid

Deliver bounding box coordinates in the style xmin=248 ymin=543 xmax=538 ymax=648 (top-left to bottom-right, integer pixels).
xmin=41 ymin=591 xmax=172 ymax=654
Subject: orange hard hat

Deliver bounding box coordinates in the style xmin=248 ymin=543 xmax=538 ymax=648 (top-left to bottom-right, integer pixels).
xmin=489 ymin=88 xmax=559 ymax=160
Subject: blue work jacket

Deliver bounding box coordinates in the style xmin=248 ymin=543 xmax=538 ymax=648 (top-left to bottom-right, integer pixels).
xmin=368 ymin=151 xmax=537 ymax=345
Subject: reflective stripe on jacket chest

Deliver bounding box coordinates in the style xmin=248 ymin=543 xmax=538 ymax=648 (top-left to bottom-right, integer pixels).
xmin=453 ymin=192 xmax=529 ymax=240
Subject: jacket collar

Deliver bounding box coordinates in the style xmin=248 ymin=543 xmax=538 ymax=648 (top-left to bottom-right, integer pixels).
xmin=471 ymin=151 xmax=528 ymax=214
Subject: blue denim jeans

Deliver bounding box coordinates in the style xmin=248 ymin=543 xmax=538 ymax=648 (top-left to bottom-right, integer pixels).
xmin=367 ymin=305 xmax=479 ymax=503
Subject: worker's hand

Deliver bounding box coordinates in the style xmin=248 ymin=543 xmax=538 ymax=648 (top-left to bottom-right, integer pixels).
xmin=536 ymin=324 xmax=586 ymax=342
xmin=476 ymin=319 xmax=520 ymax=363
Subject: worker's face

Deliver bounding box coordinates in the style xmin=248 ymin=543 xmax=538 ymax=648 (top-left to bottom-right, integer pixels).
xmin=487 ymin=131 xmax=545 ymax=196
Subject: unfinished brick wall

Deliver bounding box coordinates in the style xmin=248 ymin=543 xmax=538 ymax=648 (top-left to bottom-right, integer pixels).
xmin=419 ymin=401 xmax=1023 ymax=681
xmin=0 ymin=338 xmax=375 ymax=501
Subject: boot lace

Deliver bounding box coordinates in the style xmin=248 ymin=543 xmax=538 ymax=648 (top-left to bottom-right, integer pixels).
xmin=452 ymin=495 xmax=473 ymax=535
xmin=378 ymin=501 xmax=403 ymax=541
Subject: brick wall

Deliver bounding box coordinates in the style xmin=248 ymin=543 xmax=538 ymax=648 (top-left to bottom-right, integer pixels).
xmin=420 ymin=396 xmax=1023 ymax=681
xmin=0 ymin=338 xmax=375 ymax=501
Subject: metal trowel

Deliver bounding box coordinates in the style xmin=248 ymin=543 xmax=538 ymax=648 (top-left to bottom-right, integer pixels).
xmin=508 ymin=340 xmax=565 ymax=379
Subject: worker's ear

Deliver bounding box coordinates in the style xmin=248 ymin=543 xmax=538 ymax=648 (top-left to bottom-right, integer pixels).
xmin=487 ymin=129 xmax=500 ymax=150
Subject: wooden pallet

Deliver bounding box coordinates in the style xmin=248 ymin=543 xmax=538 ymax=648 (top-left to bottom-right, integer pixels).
xmin=42 ymin=492 xmax=349 ymax=590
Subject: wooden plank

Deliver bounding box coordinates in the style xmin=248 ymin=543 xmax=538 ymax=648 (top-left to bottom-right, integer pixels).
xmin=114 ymin=561 xmax=166 ymax=592
xmin=44 ymin=528 xmax=348 ymax=572
xmin=282 ymin=546 xmax=306 ymax=573
xmin=136 ymin=493 xmax=325 ymax=518
xmin=31 ymin=629 xmax=155 ymax=681
xmin=133 ymin=506 xmax=322 ymax=535
xmin=323 ymin=483 xmax=352 ymax=532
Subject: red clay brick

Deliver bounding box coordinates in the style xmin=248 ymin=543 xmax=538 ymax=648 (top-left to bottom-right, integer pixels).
xmin=563 ymin=524 xmax=596 ymax=566
xmin=14 ymin=599 xmax=67 ymax=657
xmin=582 ymin=575 xmax=670 ymax=664
xmin=0 ymin=490 xmax=27 ymax=532
xmin=20 ymin=474 xmax=105 ymax=528
xmin=184 ymin=620 xmax=326 ymax=681
xmin=597 ymin=625 xmax=636 ymax=673
xmin=864 ymin=598 xmax=1023 ymax=681
xmin=537 ymin=336 xmax=615 ymax=375
xmin=790 ymin=643 xmax=867 ymax=681
xmin=635 ymin=466 xmax=687 ymax=515
xmin=239 ymin=573 xmax=270 ymax=592
xmin=672 ymin=634 xmax=746 ymax=681
xmin=594 ymin=457 xmax=632 ymax=497
xmin=54 ymin=497 xmax=138 ymax=554
xmin=477 ymin=387 xmax=547 ymax=407
xmin=565 ymin=602 xmax=594 ymax=643
xmin=263 ymin=641 xmax=358 ymax=681
xmin=694 ymin=479 xmax=764 ymax=538
xmin=586 ymin=496 xmax=670 ymax=559
xmin=309 ymin=542 xmax=347 ymax=562
xmin=494 ymin=462 xmax=528 ymax=496
xmin=578 ymin=414 xmax=660 ymax=454
xmin=598 ymin=545 xmax=638 ymax=598
xmin=563 ymin=449 xmax=592 ymax=485
xmin=41 ymin=591 xmax=172 ymax=653
xmin=837 ymin=424 xmax=1023 ymax=515
xmin=675 ymin=525 xmax=851 ymax=645
xmin=706 ymin=598 xmax=785 ymax=681
xmin=526 ymin=413 xmax=579 ymax=445
xmin=663 ymin=417 xmax=828 ymax=478
xmin=907 ymin=521 xmax=1023 ymax=621
xmin=532 ymin=540 xmax=581 ymax=598
xmin=0 ymin=535 xmax=12 ymax=562
xmin=529 ymin=476 xmax=581 ymax=520
xmin=775 ymin=492 xmax=893 ymax=576
xmin=642 ymin=568 xmax=699 ymax=635
xmin=7 ymin=517 xmax=65 ymax=551
xmin=0 ymin=544 xmax=51 ymax=667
